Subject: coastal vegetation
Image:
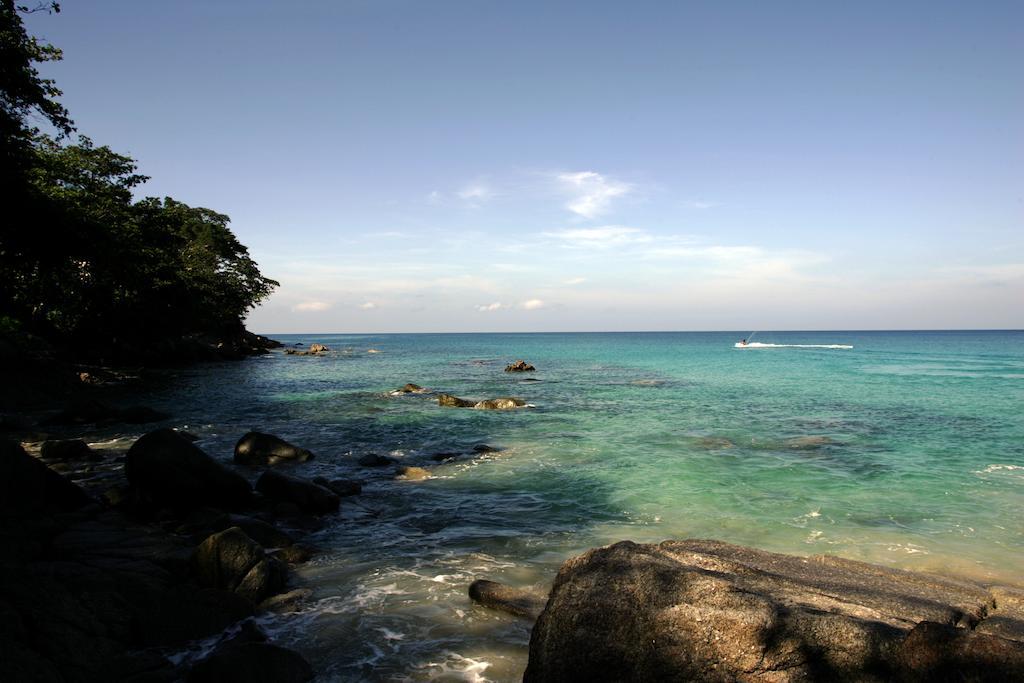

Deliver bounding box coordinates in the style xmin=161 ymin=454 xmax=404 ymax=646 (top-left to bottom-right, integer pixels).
xmin=1 ymin=1 xmax=278 ymax=364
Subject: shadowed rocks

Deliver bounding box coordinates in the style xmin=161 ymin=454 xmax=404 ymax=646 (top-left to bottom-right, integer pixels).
xmin=505 ymin=360 xmax=536 ymax=372
xmin=255 ymin=470 xmax=339 ymax=515
xmin=524 ymin=539 xmax=1024 ymax=682
xmin=438 ymin=394 xmax=528 ymax=410
xmin=234 ymin=431 xmax=314 ymax=467
xmin=192 ymin=527 xmax=287 ymax=604
xmin=126 ymin=429 xmax=252 ymax=511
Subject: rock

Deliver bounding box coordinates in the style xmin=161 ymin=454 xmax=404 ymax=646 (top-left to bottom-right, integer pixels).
xmin=0 ymin=439 xmax=92 ymax=516
xmin=357 ymin=453 xmax=395 ymax=467
xmin=192 ymin=527 xmax=287 ymax=604
xmin=394 ymin=383 xmax=427 ymax=394
xmin=118 ymin=405 xmax=170 ymax=424
xmin=472 ymin=444 xmax=499 ymax=453
xmin=227 ymin=514 xmax=294 ymax=549
xmin=312 ymin=476 xmax=362 ymax=496
xmin=396 ymin=466 xmax=430 ymax=480
xmin=186 ymin=641 xmax=314 ymax=683
xmin=259 ymin=588 xmax=313 ymax=613
xmin=524 ymin=539 xmax=1024 ymax=682
xmin=438 ymin=393 xmax=475 ymax=408
xmin=234 ymin=432 xmax=314 ymax=467
xmin=505 ymin=359 xmax=536 ymax=372
xmin=430 ymin=451 xmax=461 ymax=462
xmin=474 ymin=397 xmax=526 ymax=410
xmin=894 ymin=621 xmax=1024 ymax=681
xmin=308 ymin=343 xmax=328 ymax=354
xmin=255 ymin=470 xmax=339 ymax=515
xmin=469 ymin=579 xmax=547 ymax=619
xmin=125 ymin=429 xmax=252 ymax=510
xmin=40 ymin=438 xmax=100 ymax=461
xmin=271 ymin=544 xmax=314 ymax=565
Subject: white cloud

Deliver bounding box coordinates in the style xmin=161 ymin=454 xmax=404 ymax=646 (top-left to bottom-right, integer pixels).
xmin=684 ymin=200 xmax=718 ymax=209
xmin=558 ymin=171 xmax=631 ymax=218
xmin=476 ymin=302 xmax=505 ymax=312
xmin=427 ymin=190 xmax=442 ymax=204
xmin=292 ymin=301 xmax=331 ymax=312
xmin=564 ymin=277 xmax=587 ymax=285
xmin=358 ymin=302 xmax=377 ymax=310
xmin=544 ymin=225 xmax=652 ymax=249
xmin=521 ymin=299 xmax=546 ymax=310
xmin=457 ymin=184 xmax=492 ymax=202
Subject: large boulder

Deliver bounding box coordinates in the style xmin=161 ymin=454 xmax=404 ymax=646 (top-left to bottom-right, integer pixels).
xmin=234 ymin=432 xmax=314 ymax=467
xmin=505 ymin=359 xmax=536 ymax=372
xmin=187 ymin=641 xmax=314 ymax=683
xmin=0 ymin=439 xmax=92 ymax=516
xmin=525 ymin=539 xmax=1024 ymax=682
xmin=255 ymin=470 xmax=339 ymax=515
xmin=125 ymin=429 xmax=252 ymax=510
xmin=192 ymin=527 xmax=287 ymax=604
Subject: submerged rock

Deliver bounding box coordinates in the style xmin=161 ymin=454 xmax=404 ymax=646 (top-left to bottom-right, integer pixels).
xmin=438 ymin=393 xmax=475 ymax=408
xmin=525 ymin=539 xmax=1024 ymax=682
xmin=395 ymin=465 xmax=430 ymax=480
xmin=234 ymin=431 xmax=314 ymax=467
xmin=126 ymin=429 xmax=252 ymax=510
xmin=393 ymin=383 xmax=428 ymax=394
xmin=187 ymin=640 xmax=313 ymax=683
xmin=505 ymin=360 xmax=536 ymax=372
xmin=474 ymin=397 xmax=527 ymax=410
xmin=40 ymin=438 xmax=100 ymax=461
xmin=255 ymin=470 xmax=339 ymax=515
xmin=469 ymin=579 xmax=546 ymax=619
xmin=785 ymin=435 xmax=837 ymax=449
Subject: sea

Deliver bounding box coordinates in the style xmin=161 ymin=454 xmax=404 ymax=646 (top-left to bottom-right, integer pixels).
xmin=98 ymin=330 xmax=1024 ymax=681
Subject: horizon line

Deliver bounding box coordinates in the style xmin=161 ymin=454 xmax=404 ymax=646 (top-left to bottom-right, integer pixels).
xmin=253 ymin=328 xmax=1024 ymax=336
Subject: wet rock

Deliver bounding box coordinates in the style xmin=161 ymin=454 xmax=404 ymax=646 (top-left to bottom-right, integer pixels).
xmin=505 ymin=359 xmax=536 ymax=372
xmin=192 ymin=527 xmax=287 ymax=604
xmin=785 ymin=435 xmax=836 ymax=449
xmin=472 ymin=444 xmax=499 ymax=453
xmin=309 ymin=343 xmax=329 ymax=354
xmin=259 ymin=588 xmax=312 ymax=613
xmin=227 ymin=514 xmax=295 ymax=549
xmin=234 ymin=431 xmax=314 ymax=467
xmin=474 ymin=397 xmax=526 ymax=410
xmin=271 ymin=544 xmax=314 ymax=565
xmin=186 ymin=641 xmax=314 ymax=683
xmin=358 ymin=453 xmax=396 ymax=467
xmin=394 ymin=383 xmax=427 ymax=393
xmin=469 ymin=579 xmax=546 ymax=619
xmin=1 ymin=439 xmax=92 ymax=516
xmin=312 ymin=476 xmax=362 ymax=497
xmin=41 ymin=398 xmax=119 ymax=425
xmin=40 ymin=438 xmax=100 ymax=461
xmin=126 ymin=429 xmax=252 ymax=511
xmin=396 ymin=466 xmax=430 ymax=480
xmin=255 ymin=470 xmax=339 ymax=515
xmin=524 ymin=539 xmax=1022 ymax=682
xmin=438 ymin=393 xmax=475 ymax=408
xmin=430 ymin=451 xmax=462 ymax=462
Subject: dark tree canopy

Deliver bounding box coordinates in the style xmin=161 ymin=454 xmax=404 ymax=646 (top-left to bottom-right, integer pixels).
xmin=1 ymin=4 xmax=278 ymax=360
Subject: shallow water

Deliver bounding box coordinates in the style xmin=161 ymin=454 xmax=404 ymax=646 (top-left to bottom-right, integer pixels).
xmin=100 ymin=331 xmax=1024 ymax=680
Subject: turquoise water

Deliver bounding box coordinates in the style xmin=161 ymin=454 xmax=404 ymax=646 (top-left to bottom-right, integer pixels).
xmin=137 ymin=331 xmax=1023 ymax=680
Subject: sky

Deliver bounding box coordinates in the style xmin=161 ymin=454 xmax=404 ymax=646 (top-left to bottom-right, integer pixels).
xmin=25 ymin=1 xmax=1024 ymax=332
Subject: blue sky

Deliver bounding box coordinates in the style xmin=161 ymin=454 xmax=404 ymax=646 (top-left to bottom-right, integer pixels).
xmin=27 ymin=1 xmax=1023 ymax=331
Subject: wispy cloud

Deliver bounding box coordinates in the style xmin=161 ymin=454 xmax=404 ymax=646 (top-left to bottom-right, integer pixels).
xmin=457 ymin=183 xmax=493 ymax=205
xmin=358 ymin=302 xmax=377 ymax=310
xmin=521 ymin=299 xmax=546 ymax=310
xmin=684 ymin=200 xmax=719 ymax=209
xmin=558 ymin=171 xmax=631 ymax=218
xmin=476 ymin=302 xmax=505 ymax=312
xmin=544 ymin=225 xmax=652 ymax=249
xmin=564 ymin=277 xmax=587 ymax=285
xmin=292 ymin=301 xmax=331 ymax=312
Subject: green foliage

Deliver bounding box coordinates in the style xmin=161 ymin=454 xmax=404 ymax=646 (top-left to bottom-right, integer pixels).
xmin=0 ymin=4 xmax=278 ymax=358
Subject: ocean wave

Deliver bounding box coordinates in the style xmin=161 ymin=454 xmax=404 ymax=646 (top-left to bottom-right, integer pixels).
xmin=735 ymin=342 xmax=853 ymax=349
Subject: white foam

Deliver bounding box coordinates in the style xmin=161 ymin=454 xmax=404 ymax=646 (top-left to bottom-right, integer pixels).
xmin=411 ymin=652 xmax=493 ymax=682
xmin=735 ymin=342 xmax=853 ymax=349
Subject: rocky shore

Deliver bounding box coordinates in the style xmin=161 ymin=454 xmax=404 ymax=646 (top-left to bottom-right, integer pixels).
xmin=471 ymin=540 xmax=1024 ymax=682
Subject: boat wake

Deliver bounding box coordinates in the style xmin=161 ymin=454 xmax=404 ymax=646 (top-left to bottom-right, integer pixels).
xmin=735 ymin=342 xmax=853 ymax=349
